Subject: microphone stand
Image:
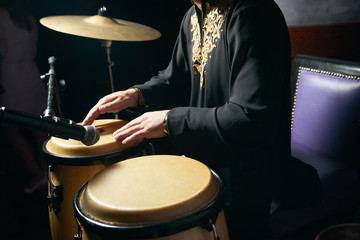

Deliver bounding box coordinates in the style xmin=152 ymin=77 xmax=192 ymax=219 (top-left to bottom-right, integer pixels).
xmin=41 ymin=56 xmax=66 ymax=117
xmin=42 ymin=56 xmax=57 ymax=118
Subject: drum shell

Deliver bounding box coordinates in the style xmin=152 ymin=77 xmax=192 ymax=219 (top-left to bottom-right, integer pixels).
xmin=43 ymin=119 xmax=150 ymax=240
xmin=73 ymin=156 xmax=229 ymax=240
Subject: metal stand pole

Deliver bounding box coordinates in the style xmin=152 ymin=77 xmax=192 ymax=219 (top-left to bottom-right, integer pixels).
xmin=42 ymin=56 xmax=57 ymax=117
xmin=102 ymin=40 xmax=119 ymax=119
xmin=103 ymin=40 xmax=115 ymax=93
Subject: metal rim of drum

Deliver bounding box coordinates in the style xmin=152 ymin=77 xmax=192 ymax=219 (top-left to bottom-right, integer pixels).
xmin=73 ymin=170 xmax=226 ymax=239
xmin=42 ymin=138 xmax=150 ymax=166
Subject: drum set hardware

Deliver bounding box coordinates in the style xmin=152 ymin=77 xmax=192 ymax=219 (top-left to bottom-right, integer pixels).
xmin=98 ymin=7 xmax=115 ymax=94
xmin=47 ymin=164 xmax=63 ymax=214
xmin=39 ymin=7 xmax=161 ymax=42
xmin=40 ymin=56 xmax=65 ymax=118
xmin=42 ymin=56 xmax=58 ymax=117
xmin=39 ymin=6 xmax=161 ymax=102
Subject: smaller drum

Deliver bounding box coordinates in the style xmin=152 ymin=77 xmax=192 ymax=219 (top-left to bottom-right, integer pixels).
xmin=74 ymin=155 xmax=229 ymax=240
xmin=43 ymin=119 xmax=151 ymax=240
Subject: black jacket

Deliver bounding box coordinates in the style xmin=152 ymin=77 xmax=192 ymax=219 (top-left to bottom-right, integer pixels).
xmin=135 ymin=0 xmax=291 ymax=172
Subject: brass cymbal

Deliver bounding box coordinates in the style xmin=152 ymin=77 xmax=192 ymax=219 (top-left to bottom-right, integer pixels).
xmin=40 ymin=15 xmax=161 ymax=42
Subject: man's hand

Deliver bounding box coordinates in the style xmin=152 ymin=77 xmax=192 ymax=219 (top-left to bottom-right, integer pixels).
xmin=82 ymin=89 xmax=138 ymax=126
xmin=113 ymin=110 xmax=170 ymax=144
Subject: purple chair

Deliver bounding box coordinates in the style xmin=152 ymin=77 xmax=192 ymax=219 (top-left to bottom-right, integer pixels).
xmin=270 ymin=54 xmax=360 ymax=239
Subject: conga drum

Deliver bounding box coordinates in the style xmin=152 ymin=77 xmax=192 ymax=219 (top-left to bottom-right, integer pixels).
xmin=42 ymin=119 xmax=152 ymax=240
xmin=73 ymin=155 xmax=229 ymax=240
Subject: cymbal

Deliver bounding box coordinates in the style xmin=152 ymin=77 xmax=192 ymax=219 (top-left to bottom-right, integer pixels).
xmin=40 ymin=15 xmax=161 ymax=42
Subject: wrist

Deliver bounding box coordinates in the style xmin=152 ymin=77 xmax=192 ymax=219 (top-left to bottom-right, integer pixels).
xmin=131 ymin=88 xmax=146 ymax=107
xmin=126 ymin=88 xmax=138 ymax=107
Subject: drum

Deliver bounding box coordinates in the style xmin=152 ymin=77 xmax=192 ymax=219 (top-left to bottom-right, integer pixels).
xmin=73 ymin=155 xmax=229 ymax=240
xmin=42 ymin=119 xmax=151 ymax=240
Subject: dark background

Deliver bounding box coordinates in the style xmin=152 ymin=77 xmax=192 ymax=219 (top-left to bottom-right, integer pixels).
xmin=33 ymin=0 xmax=192 ymax=122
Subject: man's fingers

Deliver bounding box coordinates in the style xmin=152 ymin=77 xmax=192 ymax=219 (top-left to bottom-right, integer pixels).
xmin=121 ymin=130 xmax=144 ymax=145
xmin=98 ymin=102 xmax=122 ymax=114
xmin=113 ymin=122 xmax=143 ymax=142
xmin=82 ymin=106 xmax=101 ymax=125
xmin=83 ymin=97 xmax=120 ymax=125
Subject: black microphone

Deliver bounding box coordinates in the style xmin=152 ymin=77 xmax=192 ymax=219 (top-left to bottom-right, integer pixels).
xmin=0 ymin=106 xmax=100 ymax=146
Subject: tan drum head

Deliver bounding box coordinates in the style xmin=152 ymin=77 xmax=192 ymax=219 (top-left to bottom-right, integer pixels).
xmin=78 ymin=155 xmax=220 ymax=225
xmin=44 ymin=119 xmax=142 ymax=157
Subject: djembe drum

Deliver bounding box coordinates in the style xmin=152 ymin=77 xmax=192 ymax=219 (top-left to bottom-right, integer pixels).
xmin=42 ymin=119 xmax=152 ymax=240
xmin=73 ymin=155 xmax=229 ymax=240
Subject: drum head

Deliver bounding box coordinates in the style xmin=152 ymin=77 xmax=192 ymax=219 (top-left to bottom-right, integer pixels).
xmin=74 ymin=155 xmax=225 ymax=238
xmin=43 ymin=119 xmax=147 ymax=165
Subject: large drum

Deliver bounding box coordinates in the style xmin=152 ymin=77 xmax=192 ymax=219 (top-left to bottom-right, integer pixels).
xmin=42 ymin=119 xmax=151 ymax=240
xmin=73 ymin=155 xmax=229 ymax=240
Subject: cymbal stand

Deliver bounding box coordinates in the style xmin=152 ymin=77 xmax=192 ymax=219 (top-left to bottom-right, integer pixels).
xmin=102 ymin=40 xmax=115 ymax=93
xmin=98 ymin=6 xmax=118 ymax=119
xmin=101 ymin=40 xmax=119 ymax=119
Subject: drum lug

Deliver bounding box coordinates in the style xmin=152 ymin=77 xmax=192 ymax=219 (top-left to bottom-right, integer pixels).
xmin=74 ymin=214 xmax=83 ymax=240
xmin=47 ymin=184 xmax=63 ymax=214
xmin=202 ymin=214 xmax=220 ymax=240
xmin=74 ymin=234 xmax=82 ymax=240
xmin=211 ymin=223 xmax=220 ymax=240
xmin=47 ymin=165 xmax=63 ymax=214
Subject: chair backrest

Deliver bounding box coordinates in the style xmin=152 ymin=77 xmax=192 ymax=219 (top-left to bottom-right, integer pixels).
xmin=291 ymin=54 xmax=360 ymax=162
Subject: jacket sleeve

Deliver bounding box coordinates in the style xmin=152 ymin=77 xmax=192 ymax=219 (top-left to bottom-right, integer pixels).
xmin=166 ymin=3 xmax=291 ymax=163
xmin=133 ymin=9 xmax=193 ymax=110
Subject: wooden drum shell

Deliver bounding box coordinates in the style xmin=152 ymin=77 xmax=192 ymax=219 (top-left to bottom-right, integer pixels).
xmin=43 ymin=119 xmax=149 ymax=240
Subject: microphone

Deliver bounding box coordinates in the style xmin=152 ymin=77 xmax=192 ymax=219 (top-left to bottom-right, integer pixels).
xmin=0 ymin=106 xmax=100 ymax=146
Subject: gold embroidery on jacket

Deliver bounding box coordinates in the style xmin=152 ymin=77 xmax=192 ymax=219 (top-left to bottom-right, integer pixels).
xmin=191 ymin=2 xmax=230 ymax=88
